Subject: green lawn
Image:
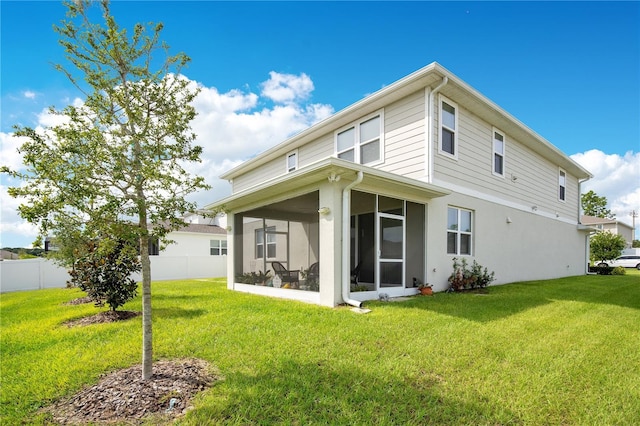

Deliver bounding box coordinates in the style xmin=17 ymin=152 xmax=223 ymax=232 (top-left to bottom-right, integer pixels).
xmin=2 ymin=272 xmax=639 ymax=425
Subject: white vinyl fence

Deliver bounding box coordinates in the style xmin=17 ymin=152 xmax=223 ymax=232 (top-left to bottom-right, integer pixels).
xmin=0 ymin=256 xmax=227 ymax=293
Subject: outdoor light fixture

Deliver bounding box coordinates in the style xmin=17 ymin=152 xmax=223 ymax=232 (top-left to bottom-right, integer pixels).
xmin=506 ymin=217 xmax=512 ymax=224
xmin=318 ymin=207 xmax=331 ymax=216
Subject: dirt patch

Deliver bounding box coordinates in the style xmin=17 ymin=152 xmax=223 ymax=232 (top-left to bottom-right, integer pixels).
xmin=64 ymin=296 xmax=94 ymax=306
xmin=64 ymin=310 xmax=141 ymax=327
xmin=41 ymin=358 xmax=218 ymax=425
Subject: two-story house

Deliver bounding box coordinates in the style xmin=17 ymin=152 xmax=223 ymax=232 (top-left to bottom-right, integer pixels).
xmin=207 ymin=62 xmax=592 ymax=307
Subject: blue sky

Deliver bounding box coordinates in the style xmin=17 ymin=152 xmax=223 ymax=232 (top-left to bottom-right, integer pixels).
xmin=1 ymin=1 xmax=639 ymax=247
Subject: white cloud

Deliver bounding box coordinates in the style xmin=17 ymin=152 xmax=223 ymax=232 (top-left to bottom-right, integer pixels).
xmin=0 ymin=132 xmax=28 ymax=172
xmin=1 ymin=72 xmax=334 ymax=247
xmin=0 ymin=181 xmax=40 ymax=247
xmin=23 ymin=90 xmax=36 ymax=99
xmin=261 ymin=71 xmax=314 ymax=104
xmin=571 ymin=149 xmax=640 ymax=232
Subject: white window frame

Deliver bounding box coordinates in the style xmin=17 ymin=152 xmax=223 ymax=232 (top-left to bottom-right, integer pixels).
xmin=210 ymin=239 xmax=227 ymax=256
xmin=256 ymin=226 xmax=277 ymax=259
xmin=334 ymin=110 xmax=384 ymax=166
xmin=286 ymin=150 xmax=298 ymax=173
xmin=558 ymin=168 xmax=567 ymax=202
xmin=438 ymin=95 xmax=458 ymax=159
xmin=492 ymin=128 xmax=506 ymax=177
xmin=447 ymin=206 xmax=473 ymax=256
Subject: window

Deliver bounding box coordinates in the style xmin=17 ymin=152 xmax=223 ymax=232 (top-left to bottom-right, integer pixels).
xmin=210 ymin=239 xmax=227 ymax=256
xmin=447 ymin=207 xmax=472 ymax=255
xmin=439 ymin=96 xmax=458 ymax=157
xmin=149 ymin=238 xmax=159 ymax=256
xmin=559 ymin=169 xmax=566 ymax=201
xmin=286 ymin=151 xmax=297 ymax=173
xmin=256 ymin=226 xmax=276 ymax=259
xmin=335 ymin=112 xmax=383 ymax=165
xmin=493 ymin=129 xmax=505 ymax=176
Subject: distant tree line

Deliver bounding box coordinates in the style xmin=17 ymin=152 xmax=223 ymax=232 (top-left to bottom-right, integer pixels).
xmin=1 ymin=247 xmax=46 ymax=258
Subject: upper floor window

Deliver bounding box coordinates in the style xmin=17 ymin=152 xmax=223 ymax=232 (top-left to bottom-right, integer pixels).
xmin=559 ymin=169 xmax=566 ymax=202
xmin=335 ymin=112 xmax=383 ymax=165
xmin=286 ymin=151 xmax=298 ymax=173
xmin=210 ymin=239 xmax=227 ymax=256
xmin=439 ymin=96 xmax=458 ymax=157
xmin=447 ymin=207 xmax=473 ymax=255
xmin=493 ymin=129 xmax=505 ymax=177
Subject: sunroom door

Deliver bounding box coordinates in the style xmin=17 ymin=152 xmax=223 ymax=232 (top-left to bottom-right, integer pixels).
xmin=378 ymin=213 xmax=404 ymax=291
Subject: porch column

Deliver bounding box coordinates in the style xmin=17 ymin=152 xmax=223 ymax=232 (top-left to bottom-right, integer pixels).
xmin=225 ymin=212 xmax=237 ymax=290
xmin=318 ymin=180 xmax=344 ymax=307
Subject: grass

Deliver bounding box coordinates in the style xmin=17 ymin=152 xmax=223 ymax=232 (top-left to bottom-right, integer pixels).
xmin=1 ymin=271 xmax=639 ymax=425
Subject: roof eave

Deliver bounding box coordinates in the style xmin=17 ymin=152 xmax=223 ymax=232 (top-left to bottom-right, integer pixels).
xmin=209 ymin=157 xmax=451 ymax=213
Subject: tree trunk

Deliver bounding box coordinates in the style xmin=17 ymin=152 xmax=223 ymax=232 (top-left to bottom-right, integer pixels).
xmin=140 ymin=231 xmax=153 ymax=380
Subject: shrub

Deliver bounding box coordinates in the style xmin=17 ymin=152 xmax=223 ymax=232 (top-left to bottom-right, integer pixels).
xmin=447 ymin=258 xmax=495 ymax=291
xmin=68 ymin=239 xmax=141 ymax=311
xmin=611 ymin=266 xmax=626 ymax=275
xmin=594 ymin=265 xmax=613 ymax=275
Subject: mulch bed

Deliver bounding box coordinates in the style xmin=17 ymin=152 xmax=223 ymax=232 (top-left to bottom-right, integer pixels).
xmin=41 ymin=358 xmax=218 ymax=425
xmin=64 ymin=296 xmax=94 ymax=306
xmin=43 ymin=308 xmax=219 ymax=424
xmin=64 ymin=310 xmax=141 ymax=327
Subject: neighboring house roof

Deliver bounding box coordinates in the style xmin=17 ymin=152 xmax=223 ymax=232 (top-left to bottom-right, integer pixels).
xmin=220 ymin=61 xmax=592 ymax=182
xmin=581 ymin=215 xmax=634 ymax=231
xmin=173 ymin=223 xmax=226 ymax=235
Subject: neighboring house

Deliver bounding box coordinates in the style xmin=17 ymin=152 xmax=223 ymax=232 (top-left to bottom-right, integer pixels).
xmin=152 ymin=213 xmax=228 ymax=257
xmin=0 ymin=250 xmax=20 ymax=261
xmin=581 ymin=215 xmax=635 ymax=248
xmin=207 ymin=62 xmax=593 ymax=307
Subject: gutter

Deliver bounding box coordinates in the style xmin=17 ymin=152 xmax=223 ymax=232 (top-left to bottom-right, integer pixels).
xmin=426 ymin=76 xmax=448 ymax=183
xmin=342 ymin=171 xmax=364 ymax=307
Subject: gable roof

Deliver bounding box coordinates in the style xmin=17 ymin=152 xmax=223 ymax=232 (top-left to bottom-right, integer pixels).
xmin=173 ymin=223 xmax=226 ymax=235
xmin=221 ymin=62 xmax=591 ymax=181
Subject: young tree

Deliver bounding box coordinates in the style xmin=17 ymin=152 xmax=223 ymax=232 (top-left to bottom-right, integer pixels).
xmin=590 ymin=231 xmax=626 ymax=265
xmin=2 ymin=0 xmax=209 ymax=380
xmin=581 ymin=190 xmax=614 ymax=219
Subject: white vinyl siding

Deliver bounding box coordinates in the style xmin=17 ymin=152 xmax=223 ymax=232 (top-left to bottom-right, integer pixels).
xmin=439 ymin=95 xmax=458 ymax=158
xmin=380 ymin=90 xmax=426 ymax=179
xmin=433 ymin=102 xmax=579 ymax=220
xmin=492 ymin=128 xmax=505 ymax=177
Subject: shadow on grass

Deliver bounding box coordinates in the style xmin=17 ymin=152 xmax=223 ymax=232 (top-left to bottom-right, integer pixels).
xmin=188 ymin=358 xmax=520 ymax=424
xmin=153 ymin=307 xmax=207 ymax=319
xmin=380 ymin=274 xmax=639 ymax=323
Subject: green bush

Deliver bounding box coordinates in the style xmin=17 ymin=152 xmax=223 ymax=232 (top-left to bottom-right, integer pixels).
xmin=68 ymin=238 xmax=140 ymax=311
xmin=612 ymin=266 xmax=627 ymax=275
xmin=447 ymin=257 xmax=495 ymax=291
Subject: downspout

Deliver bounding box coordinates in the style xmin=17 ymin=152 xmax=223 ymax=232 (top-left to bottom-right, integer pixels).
xmin=342 ymin=171 xmax=364 ymax=307
xmin=426 ymin=76 xmax=449 ymax=183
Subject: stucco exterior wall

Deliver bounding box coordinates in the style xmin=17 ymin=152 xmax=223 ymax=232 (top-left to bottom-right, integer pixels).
xmin=425 ymin=192 xmax=589 ymax=292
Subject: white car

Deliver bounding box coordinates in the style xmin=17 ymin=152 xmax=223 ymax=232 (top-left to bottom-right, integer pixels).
xmin=598 ymin=255 xmax=640 ymax=270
